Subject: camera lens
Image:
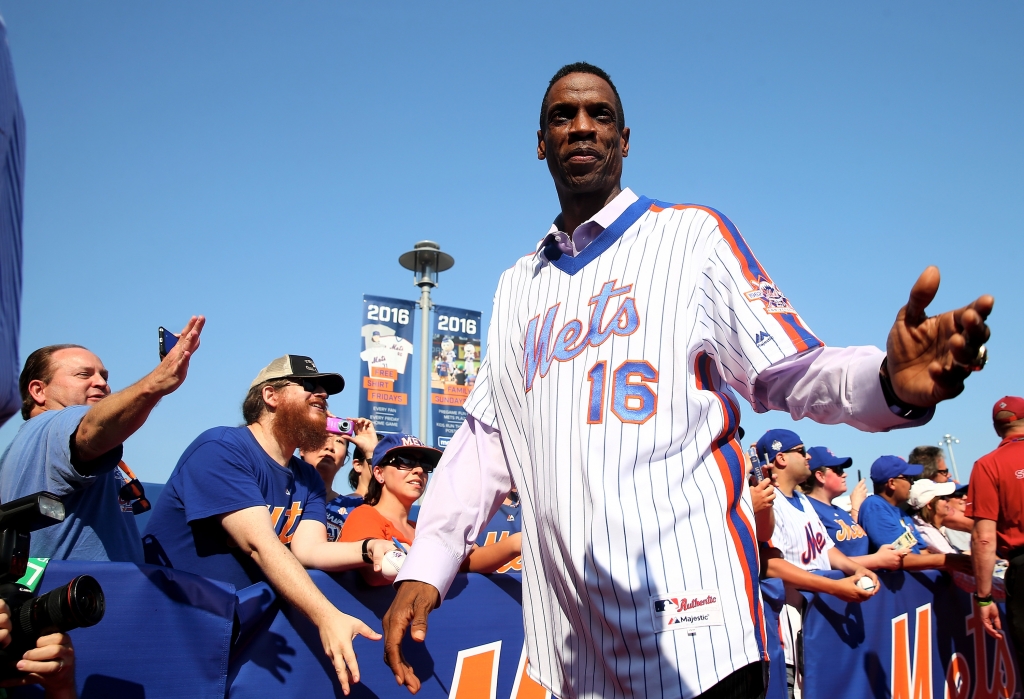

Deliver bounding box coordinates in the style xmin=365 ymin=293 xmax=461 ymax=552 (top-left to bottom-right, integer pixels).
xmin=15 ymin=575 xmax=105 ymax=640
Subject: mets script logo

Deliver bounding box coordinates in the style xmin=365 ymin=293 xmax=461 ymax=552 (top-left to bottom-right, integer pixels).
xmin=524 ymin=280 xmax=639 ymax=391
xmin=743 ymin=277 xmax=795 ymax=315
xmin=801 ymin=522 xmax=828 ymax=565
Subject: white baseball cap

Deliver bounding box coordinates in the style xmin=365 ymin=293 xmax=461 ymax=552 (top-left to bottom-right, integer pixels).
xmin=908 ymin=479 xmax=957 ymax=510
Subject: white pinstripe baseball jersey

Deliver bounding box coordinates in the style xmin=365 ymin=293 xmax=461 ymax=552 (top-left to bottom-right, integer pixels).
xmin=462 ymin=189 xmax=821 ymax=699
xmin=770 ymin=490 xmax=834 ymax=572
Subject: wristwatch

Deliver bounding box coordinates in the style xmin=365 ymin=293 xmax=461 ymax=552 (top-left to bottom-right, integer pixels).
xmin=361 ymin=538 xmax=374 ymax=565
xmin=879 ymin=358 xmax=929 ymax=420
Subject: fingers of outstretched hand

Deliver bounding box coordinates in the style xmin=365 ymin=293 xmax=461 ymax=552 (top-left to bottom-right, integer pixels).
xmin=383 ymin=609 xmax=415 ymax=687
xmin=904 ymin=267 xmax=940 ymax=324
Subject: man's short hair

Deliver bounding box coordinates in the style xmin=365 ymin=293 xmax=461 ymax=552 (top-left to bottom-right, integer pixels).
xmin=19 ymin=344 xmax=87 ymax=420
xmin=908 ymin=445 xmax=944 ymax=479
xmin=241 ymin=378 xmax=291 ymax=425
xmin=539 ymin=62 xmax=625 ymax=133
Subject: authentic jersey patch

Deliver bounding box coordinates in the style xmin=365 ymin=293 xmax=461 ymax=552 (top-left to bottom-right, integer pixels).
xmin=650 ymin=590 xmax=724 ymax=633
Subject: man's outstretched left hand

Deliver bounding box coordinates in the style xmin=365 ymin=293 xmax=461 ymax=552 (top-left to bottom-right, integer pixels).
xmin=886 ymin=266 xmax=993 ymax=407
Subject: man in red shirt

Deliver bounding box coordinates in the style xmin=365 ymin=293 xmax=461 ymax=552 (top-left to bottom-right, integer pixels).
xmin=967 ymin=396 xmax=1024 ymax=669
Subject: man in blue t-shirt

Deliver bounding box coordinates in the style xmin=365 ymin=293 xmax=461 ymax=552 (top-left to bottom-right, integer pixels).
xmin=143 ymin=354 xmax=393 ymax=693
xmin=858 ymin=455 xmax=972 ymax=574
xmin=0 ymin=317 xmax=205 ymax=562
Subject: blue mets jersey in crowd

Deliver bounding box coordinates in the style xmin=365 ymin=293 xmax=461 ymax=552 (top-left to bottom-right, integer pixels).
xmin=325 ymin=493 xmax=364 ymax=542
xmin=807 ymin=496 xmax=869 ymax=556
xmin=143 ymin=425 xmax=326 ymax=590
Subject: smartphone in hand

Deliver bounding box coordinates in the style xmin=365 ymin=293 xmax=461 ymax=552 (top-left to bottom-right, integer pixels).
xmin=749 ymin=445 xmax=766 ymax=486
xmin=158 ymin=326 xmax=179 ymax=359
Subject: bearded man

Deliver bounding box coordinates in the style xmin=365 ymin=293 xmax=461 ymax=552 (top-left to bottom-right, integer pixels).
xmin=143 ymin=355 xmax=394 ymax=693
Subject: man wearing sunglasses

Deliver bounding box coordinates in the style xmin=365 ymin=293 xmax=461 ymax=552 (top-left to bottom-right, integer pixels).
xmin=857 ymin=455 xmax=972 ymax=575
xmin=144 ymin=355 xmax=394 ymax=694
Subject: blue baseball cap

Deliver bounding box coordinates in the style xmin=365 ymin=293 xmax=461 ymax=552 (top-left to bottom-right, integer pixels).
xmin=807 ymin=446 xmax=852 ymax=472
xmin=870 ymin=455 xmax=923 ymax=484
xmin=371 ymin=433 xmax=444 ymax=469
xmin=756 ymin=429 xmax=803 ymax=463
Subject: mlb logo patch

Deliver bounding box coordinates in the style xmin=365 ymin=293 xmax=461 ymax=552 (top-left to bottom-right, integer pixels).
xmin=650 ymin=589 xmax=723 ymax=634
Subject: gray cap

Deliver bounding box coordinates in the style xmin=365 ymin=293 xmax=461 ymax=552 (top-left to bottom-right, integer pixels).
xmin=249 ymin=355 xmax=345 ymax=395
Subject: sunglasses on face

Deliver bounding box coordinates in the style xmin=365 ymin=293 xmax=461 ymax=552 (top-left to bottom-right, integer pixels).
xmin=894 ymin=475 xmax=919 ymax=484
xmin=784 ymin=447 xmax=807 ymax=457
xmin=827 ymin=466 xmax=847 ymax=476
xmin=383 ymin=456 xmax=435 ymax=473
xmin=289 ymin=378 xmax=324 ymax=394
xmin=935 ymin=469 xmax=949 ymax=476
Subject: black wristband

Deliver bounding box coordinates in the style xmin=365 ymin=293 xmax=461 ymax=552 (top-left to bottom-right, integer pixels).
xmin=361 ymin=538 xmax=373 ymax=565
xmin=974 ymin=592 xmax=994 ymax=604
xmin=879 ymin=358 xmax=929 ymax=420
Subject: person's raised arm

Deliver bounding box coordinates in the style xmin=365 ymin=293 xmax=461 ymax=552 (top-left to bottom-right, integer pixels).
xmin=74 ymin=316 xmax=204 ymax=464
xmin=220 ymin=505 xmax=380 ymax=695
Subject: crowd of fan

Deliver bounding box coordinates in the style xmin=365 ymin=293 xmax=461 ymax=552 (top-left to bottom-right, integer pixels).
xmin=0 ymin=327 xmax=522 ymax=697
xmin=0 ymin=325 xmax=1020 ymax=698
xmin=745 ymin=423 xmax=1020 ymax=698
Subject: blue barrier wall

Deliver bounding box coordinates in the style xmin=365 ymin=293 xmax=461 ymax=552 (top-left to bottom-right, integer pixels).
xmin=11 ymin=562 xmax=1016 ymax=698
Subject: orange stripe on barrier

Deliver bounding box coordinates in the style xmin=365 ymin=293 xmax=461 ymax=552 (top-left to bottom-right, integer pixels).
xmin=510 ymin=645 xmax=551 ymax=699
xmin=450 ymin=640 xmax=501 ymax=699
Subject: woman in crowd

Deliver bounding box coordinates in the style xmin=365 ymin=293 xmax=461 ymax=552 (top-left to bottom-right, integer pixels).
xmin=300 ymin=417 xmax=378 ymax=541
xmin=908 ymin=479 xmax=962 ymax=553
xmin=341 ymin=433 xmax=522 ymax=584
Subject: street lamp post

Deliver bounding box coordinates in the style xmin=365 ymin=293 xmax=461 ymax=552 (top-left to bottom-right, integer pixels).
xmin=939 ymin=434 xmax=962 ymax=482
xmin=398 ymin=241 xmax=454 ymax=443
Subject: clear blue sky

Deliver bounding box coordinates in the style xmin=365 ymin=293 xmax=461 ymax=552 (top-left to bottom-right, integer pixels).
xmin=0 ymin=2 xmax=1020 ymax=487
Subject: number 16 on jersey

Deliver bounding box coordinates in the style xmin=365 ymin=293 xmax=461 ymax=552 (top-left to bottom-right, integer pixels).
xmin=587 ymin=360 xmax=658 ymax=425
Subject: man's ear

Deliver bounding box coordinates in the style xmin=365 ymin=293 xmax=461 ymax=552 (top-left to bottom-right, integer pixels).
xmin=537 ymin=129 xmax=546 ymax=161
xmin=262 ymin=384 xmax=281 ymax=409
xmin=620 ymin=125 xmax=630 ymax=158
xmin=26 ymin=379 xmax=47 ymax=409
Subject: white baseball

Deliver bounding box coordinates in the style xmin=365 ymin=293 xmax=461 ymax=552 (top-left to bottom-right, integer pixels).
xmin=380 ymin=550 xmax=407 ymax=581
xmin=857 ymin=576 xmax=876 ymax=591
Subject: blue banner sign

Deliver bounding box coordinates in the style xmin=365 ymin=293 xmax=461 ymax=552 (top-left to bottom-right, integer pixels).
xmin=430 ymin=304 xmax=481 ymax=448
xmin=800 ymin=569 xmax=1017 ymax=699
xmin=358 ymin=295 xmax=416 ymax=433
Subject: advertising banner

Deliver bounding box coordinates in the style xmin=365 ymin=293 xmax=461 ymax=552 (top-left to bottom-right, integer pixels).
xmin=357 ymin=295 xmax=416 ymax=433
xmin=430 ymin=305 xmax=481 ymax=448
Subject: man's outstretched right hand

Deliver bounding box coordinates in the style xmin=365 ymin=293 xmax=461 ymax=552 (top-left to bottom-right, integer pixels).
xmin=382 ymin=581 xmax=440 ymax=694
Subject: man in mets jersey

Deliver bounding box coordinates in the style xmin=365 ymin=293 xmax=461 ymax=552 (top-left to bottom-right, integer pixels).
xmin=383 ymin=62 xmax=994 ymax=699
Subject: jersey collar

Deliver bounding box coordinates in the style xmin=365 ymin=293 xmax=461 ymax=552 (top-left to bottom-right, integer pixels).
xmin=533 ymin=188 xmax=640 ymax=269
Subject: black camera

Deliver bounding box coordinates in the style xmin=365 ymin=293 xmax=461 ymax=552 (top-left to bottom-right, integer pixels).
xmin=0 ymin=492 xmax=106 ymax=678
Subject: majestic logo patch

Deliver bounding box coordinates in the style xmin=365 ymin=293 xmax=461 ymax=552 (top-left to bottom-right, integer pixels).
xmin=744 ymin=277 xmax=795 ymax=314
xmin=650 ymin=589 xmax=723 ymax=633
xmin=753 ymin=331 xmax=773 ymax=347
